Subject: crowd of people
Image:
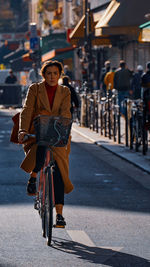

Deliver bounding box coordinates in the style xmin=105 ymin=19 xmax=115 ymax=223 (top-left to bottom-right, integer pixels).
xmin=7 ymin=58 xmax=149 ymax=117
xmin=100 ymin=60 xmax=150 ymax=114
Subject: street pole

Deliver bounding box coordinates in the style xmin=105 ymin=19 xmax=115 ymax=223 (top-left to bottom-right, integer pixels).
xmin=88 ymin=3 xmax=93 ymax=91
xmin=84 ymin=0 xmax=93 ymax=92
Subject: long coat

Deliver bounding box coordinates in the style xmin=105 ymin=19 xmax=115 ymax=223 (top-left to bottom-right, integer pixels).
xmin=19 ymin=81 xmax=74 ymax=194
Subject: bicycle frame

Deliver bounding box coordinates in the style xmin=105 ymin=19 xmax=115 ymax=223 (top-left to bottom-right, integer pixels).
xmin=35 ymin=148 xmax=55 ymax=246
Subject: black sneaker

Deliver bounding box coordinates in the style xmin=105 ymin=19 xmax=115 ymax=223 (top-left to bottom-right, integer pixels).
xmin=54 ymin=214 xmax=66 ymax=228
xmin=27 ymin=177 xmax=37 ymax=196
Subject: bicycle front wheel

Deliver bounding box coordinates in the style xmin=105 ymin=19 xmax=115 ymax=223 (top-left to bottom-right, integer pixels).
xmin=44 ymin=167 xmax=54 ymax=246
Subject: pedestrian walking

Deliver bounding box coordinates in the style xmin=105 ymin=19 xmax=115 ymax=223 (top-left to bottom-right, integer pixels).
xmin=104 ymin=67 xmax=116 ymax=91
xmin=131 ymin=65 xmax=143 ymax=99
xmin=18 ymin=60 xmax=74 ymax=227
xmin=5 ymin=69 xmax=17 ymax=84
xmin=141 ymin=61 xmax=150 ymax=128
xmin=141 ymin=61 xmax=150 ymax=91
xmin=100 ymin=60 xmax=111 ymax=96
xmin=114 ymin=60 xmax=132 ymax=114
xmin=28 ymin=63 xmax=42 ymax=84
xmin=62 ymin=75 xmax=79 ymax=116
xmin=64 ymin=65 xmax=73 ymax=79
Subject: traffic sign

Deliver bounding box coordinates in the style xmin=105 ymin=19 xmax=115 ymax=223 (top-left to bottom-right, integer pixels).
xmin=30 ymin=37 xmax=39 ymax=50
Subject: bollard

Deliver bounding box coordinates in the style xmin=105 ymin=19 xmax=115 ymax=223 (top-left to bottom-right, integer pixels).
xmin=118 ymin=106 xmax=121 ymax=144
xmin=108 ymin=94 xmax=111 ymax=139
xmin=124 ymin=98 xmax=128 ymax=147
xmin=95 ymin=101 xmax=99 ymax=133
xmin=80 ymin=94 xmax=86 ymax=127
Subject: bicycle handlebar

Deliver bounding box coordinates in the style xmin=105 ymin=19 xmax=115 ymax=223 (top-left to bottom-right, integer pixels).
xmin=23 ymin=134 xmax=36 ymax=142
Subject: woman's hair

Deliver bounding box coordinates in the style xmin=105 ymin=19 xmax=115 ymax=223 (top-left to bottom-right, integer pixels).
xmin=41 ymin=60 xmax=63 ymax=77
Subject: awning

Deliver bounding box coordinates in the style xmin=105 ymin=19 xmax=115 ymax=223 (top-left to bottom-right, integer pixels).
xmin=95 ymin=0 xmax=149 ymax=37
xmin=3 ymin=48 xmax=28 ymax=63
xmin=69 ymin=12 xmax=111 ymax=46
xmin=95 ymin=0 xmax=120 ymax=36
xmin=139 ymin=21 xmax=150 ymax=42
xmin=42 ymin=46 xmax=75 ymax=62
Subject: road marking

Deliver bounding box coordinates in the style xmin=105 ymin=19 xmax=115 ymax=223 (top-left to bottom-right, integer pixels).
xmin=67 ymin=230 xmax=95 ymax=247
xmin=0 ymin=130 xmax=11 ymax=133
xmin=95 ymin=173 xmax=112 ymax=176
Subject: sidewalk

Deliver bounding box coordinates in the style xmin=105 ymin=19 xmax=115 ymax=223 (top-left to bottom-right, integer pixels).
xmin=72 ymin=122 xmax=150 ymax=176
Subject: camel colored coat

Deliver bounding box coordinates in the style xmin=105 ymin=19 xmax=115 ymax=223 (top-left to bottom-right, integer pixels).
xmin=19 ymin=81 xmax=74 ymax=194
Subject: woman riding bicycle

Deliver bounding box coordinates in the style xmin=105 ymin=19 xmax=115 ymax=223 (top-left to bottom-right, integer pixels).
xmin=18 ymin=60 xmax=74 ymax=227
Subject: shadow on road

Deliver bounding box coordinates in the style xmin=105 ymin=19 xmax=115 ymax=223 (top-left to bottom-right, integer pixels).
xmin=66 ymin=141 xmax=150 ymax=213
xmin=52 ymin=237 xmax=150 ymax=267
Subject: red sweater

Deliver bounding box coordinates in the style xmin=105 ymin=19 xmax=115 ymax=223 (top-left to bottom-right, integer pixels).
xmin=45 ymin=82 xmax=58 ymax=109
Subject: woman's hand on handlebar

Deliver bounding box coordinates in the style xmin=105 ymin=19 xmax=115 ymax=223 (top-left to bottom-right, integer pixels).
xmin=18 ymin=131 xmax=28 ymax=144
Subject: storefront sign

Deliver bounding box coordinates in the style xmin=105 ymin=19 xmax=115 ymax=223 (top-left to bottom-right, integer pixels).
xmin=141 ymin=28 xmax=150 ymax=42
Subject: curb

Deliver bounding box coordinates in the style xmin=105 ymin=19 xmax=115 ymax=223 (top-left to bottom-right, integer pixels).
xmin=72 ymin=125 xmax=150 ymax=175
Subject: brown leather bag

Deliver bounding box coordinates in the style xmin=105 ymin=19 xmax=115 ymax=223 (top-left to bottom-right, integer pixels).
xmin=10 ymin=84 xmax=39 ymax=144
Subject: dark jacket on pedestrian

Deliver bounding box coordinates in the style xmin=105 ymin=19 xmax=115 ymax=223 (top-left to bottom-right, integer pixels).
xmin=131 ymin=71 xmax=143 ymax=99
xmin=100 ymin=65 xmax=111 ymax=91
xmin=141 ymin=70 xmax=150 ymax=89
xmin=5 ymin=74 xmax=17 ymax=84
xmin=62 ymin=76 xmax=79 ymax=114
xmin=114 ymin=67 xmax=132 ymax=91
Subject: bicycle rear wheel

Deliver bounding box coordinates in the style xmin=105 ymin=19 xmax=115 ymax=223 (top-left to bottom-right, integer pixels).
xmin=44 ymin=167 xmax=54 ymax=246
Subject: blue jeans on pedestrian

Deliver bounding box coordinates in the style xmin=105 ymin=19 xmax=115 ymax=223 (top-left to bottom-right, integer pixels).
xmin=118 ymin=91 xmax=129 ymax=115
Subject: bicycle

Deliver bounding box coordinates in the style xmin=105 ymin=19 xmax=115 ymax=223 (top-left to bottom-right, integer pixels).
xmin=129 ymin=99 xmax=148 ymax=154
xmin=24 ymin=115 xmax=72 ymax=246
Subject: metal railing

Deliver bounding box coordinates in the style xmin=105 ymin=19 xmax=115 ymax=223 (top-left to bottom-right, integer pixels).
xmin=74 ymin=87 xmax=150 ymax=155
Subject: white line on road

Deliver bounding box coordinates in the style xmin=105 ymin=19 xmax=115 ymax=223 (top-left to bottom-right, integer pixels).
xmin=95 ymin=173 xmax=112 ymax=176
xmin=67 ymin=230 xmax=95 ymax=247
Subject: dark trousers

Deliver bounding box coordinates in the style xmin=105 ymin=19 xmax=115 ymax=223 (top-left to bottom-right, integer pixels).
xmin=33 ymin=146 xmax=64 ymax=205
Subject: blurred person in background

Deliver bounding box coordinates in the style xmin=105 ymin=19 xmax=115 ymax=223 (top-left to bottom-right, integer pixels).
xmin=5 ymin=69 xmax=17 ymax=84
xmin=28 ymin=63 xmax=42 ymax=84
xmin=64 ymin=65 xmax=73 ymax=79
xmin=141 ymin=61 xmax=150 ymax=127
xmin=104 ymin=67 xmax=116 ymax=91
xmin=62 ymin=75 xmax=79 ymax=116
xmin=100 ymin=60 xmax=111 ymax=96
xmin=141 ymin=61 xmax=150 ymax=91
xmin=131 ymin=65 xmax=143 ymax=99
xmin=114 ymin=60 xmax=133 ymax=114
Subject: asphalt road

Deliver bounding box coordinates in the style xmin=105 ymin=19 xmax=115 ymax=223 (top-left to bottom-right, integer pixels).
xmin=0 ymin=109 xmax=150 ymax=267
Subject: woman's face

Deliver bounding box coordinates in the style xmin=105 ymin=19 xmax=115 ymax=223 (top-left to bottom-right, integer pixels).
xmin=44 ymin=65 xmax=60 ymax=86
